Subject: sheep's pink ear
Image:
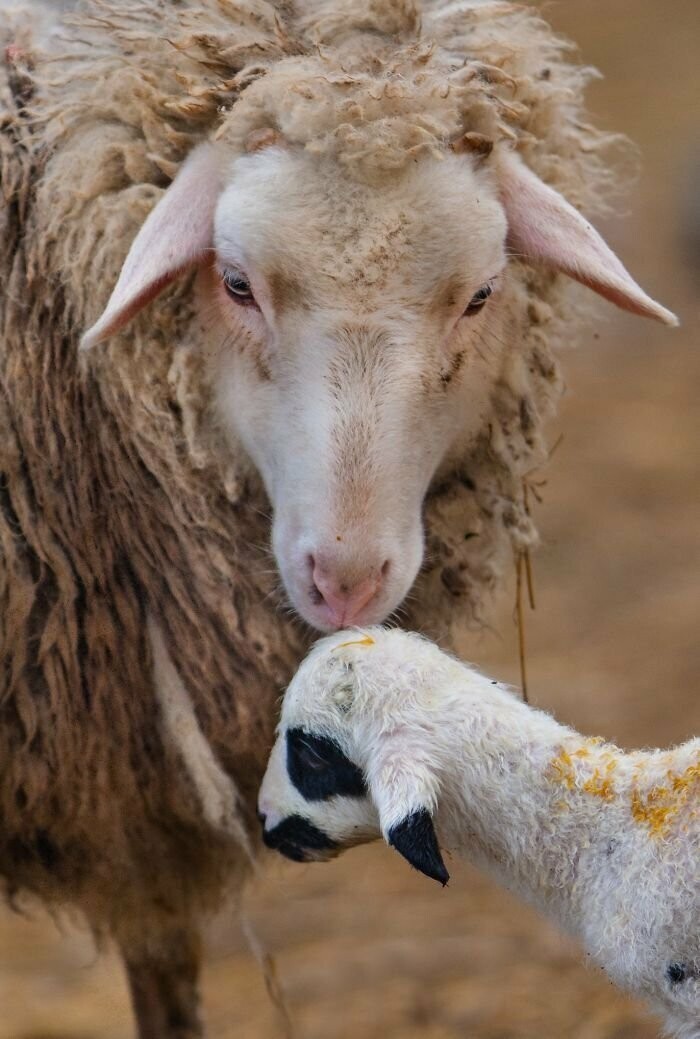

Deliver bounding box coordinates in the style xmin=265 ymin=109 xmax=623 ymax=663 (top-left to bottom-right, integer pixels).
xmin=498 ymin=152 xmax=678 ymax=326
xmin=81 ymin=144 xmax=221 ymax=349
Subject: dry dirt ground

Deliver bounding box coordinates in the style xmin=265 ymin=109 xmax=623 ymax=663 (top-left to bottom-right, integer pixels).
xmin=1 ymin=1 xmax=698 ymax=1037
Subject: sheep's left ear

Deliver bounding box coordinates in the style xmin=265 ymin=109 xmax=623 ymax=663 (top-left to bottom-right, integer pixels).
xmin=81 ymin=143 xmax=221 ymax=349
xmin=498 ymin=151 xmax=678 ymax=326
xmin=366 ymin=730 xmax=449 ymax=887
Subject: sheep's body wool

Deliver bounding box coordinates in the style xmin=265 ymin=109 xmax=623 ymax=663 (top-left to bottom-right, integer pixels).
xmin=1 ymin=0 xmax=616 ymax=937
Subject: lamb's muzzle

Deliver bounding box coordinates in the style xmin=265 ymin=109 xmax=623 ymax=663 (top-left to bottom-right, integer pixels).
xmin=259 ymin=628 xmax=700 ymax=1038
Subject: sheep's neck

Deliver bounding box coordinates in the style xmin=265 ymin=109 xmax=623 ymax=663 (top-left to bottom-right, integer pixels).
xmin=437 ymin=682 xmax=635 ymax=937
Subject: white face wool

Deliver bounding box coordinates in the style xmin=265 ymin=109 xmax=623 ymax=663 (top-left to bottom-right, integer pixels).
xmin=259 ymin=628 xmax=700 ymax=1038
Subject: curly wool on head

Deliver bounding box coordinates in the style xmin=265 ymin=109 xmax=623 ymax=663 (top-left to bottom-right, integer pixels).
xmin=37 ymin=0 xmax=619 ymax=194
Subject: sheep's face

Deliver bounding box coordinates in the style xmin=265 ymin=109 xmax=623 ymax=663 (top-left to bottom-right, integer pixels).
xmin=258 ymin=628 xmax=451 ymax=884
xmin=83 ymin=139 xmax=673 ymax=634
xmin=208 ymin=148 xmax=509 ymax=632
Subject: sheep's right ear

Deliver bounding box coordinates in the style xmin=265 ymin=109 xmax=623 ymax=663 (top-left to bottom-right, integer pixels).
xmin=81 ymin=144 xmax=221 ymax=349
xmin=366 ymin=728 xmax=449 ymax=887
xmin=497 ymin=151 xmax=678 ymax=326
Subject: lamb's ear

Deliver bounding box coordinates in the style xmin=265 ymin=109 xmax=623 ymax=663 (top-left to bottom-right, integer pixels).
xmin=387 ymin=807 xmax=449 ymax=887
xmin=81 ymin=144 xmax=221 ymax=350
xmin=498 ymin=152 xmax=678 ymax=326
xmin=366 ymin=729 xmax=449 ymax=887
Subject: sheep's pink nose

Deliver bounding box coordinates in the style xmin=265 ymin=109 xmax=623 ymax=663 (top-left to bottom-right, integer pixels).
xmin=311 ymin=557 xmax=387 ymax=629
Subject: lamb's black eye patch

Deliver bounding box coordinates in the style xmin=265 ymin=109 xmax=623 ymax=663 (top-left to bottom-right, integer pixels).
xmin=286 ymin=728 xmax=367 ymax=801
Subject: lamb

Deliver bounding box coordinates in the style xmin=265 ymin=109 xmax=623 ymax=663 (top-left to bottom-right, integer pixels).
xmin=0 ymin=0 xmax=676 ymax=1034
xmin=258 ymin=628 xmax=700 ymax=1038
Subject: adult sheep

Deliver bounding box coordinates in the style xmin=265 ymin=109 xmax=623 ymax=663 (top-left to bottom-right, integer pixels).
xmin=0 ymin=0 xmax=675 ymax=1035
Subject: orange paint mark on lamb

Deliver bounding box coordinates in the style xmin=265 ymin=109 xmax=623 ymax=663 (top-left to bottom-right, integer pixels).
xmin=548 ymin=743 xmax=619 ymax=800
xmin=582 ymin=760 xmax=617 ymax=801
xmin=631 ymin=760 xmax=699 ymax=839
xmin=671 ymin=762 xmax=700 ymax=794
xmin=547 ymin=748 xmax=577 ymax=790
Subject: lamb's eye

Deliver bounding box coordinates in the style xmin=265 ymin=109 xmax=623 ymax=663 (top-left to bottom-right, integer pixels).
xmin=296 ymin=740 xmax=330 ymax=773
xmin=286 ymin=728 xmax=367 ymax=801
xmin=463 ymin=282 xmax=493 ymax=316
xmin=222 ymin=269 xmax=256 ymax=306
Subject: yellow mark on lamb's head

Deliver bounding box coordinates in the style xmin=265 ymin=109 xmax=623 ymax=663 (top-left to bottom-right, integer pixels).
xmin=334 ymin=634 xmax=376 ymax=651
xmin=631 ymin=760 xmax=700 ymax=839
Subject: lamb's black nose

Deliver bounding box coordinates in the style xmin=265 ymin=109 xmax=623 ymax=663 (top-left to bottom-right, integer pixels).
xmin=262 ymin=814 xmax=337 ymax=862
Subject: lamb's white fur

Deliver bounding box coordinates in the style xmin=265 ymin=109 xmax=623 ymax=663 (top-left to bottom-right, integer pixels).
xmin=259 ymin=628 xmax=700 ymax=1038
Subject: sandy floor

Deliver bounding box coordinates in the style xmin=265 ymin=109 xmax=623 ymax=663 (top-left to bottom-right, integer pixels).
xmin=1 ymin=1 xmax=698 ymax=1037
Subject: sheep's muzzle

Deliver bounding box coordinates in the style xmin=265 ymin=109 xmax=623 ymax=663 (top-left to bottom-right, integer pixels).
xmin=262 ymin=815 xmax=338 ymax=863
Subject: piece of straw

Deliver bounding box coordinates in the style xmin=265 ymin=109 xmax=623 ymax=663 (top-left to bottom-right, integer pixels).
xmin=514 ymin=549 xmax=529 ymax=704
xmin=241 ymin=914 xmax=296 ymax=1039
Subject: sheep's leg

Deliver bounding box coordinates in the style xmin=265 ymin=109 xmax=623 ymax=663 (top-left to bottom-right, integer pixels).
xmin=121 ymin=929 xmax=203 ymax=1039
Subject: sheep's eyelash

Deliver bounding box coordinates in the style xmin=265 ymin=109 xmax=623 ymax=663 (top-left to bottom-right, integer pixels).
xmin=477 ymin=272 xmax=502 ymax=297
xmin=216 ymin=262 xmax=247 ymax=282
xmin=458 ymin=272 xmax=503 ymax=311
xmin=447 ymin=273 xmax=502 ymax=327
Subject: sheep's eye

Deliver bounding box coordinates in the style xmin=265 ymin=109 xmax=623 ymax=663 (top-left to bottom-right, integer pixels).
xmin=222 ymin=269 xmax=256 ymax=306
xmin=286 ymin=728 xmax=367 ymax=802
xmin=463 ymin=282 xmax=493 ymax=316
xmin=296 ymin=738 xmax=331 ymax=773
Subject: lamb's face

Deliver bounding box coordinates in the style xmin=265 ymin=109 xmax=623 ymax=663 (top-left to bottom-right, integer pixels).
xmin=258 ymin=726 xmax=379 ymax=862
xmin=208 ymin=147 xmax=509 ymax=632
xmin=258 ymin=633 xmax=381 ymax=860
xmin=258 ymin=628 xmax=451 ymax=885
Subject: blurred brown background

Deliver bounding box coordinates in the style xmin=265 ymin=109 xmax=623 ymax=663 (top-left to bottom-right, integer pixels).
xmin=1 ymin=1 xmax=698 ymax=1036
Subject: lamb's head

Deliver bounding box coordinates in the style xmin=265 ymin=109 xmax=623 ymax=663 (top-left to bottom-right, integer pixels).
xmin=82 ymin=109 xmax=675 ymax=633
xmin=258 ymin=627 xmax=458 ymax=885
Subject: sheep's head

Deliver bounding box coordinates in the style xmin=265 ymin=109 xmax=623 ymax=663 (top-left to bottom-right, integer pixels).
xmin=258 ymin=627 xmax=461 ymax=885
xmin=82 ymin=123 xmax=675 ymax=632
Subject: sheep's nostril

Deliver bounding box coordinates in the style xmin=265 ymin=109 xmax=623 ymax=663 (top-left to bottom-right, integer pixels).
xmin=310 ymin=557 xmax=389 ymax=627
xmin=257 ymin=810 xmax=267 ymax=828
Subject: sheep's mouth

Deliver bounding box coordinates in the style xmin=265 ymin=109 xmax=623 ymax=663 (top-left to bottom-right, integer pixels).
xmin=262 ymin=814 xmax=338 ymax=863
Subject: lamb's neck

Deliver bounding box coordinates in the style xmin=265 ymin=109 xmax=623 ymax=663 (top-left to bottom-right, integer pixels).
xmin=437 ymin=673 xmax=626 ymax=933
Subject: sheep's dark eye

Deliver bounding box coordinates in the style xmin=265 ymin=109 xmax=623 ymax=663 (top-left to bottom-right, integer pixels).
xmin=222 ymin=269 xmax=256 ymax=306
xmin=296 ymin=739 xmax=331 ymax=773
xmin=286 ymin=728 xmax=366 ymax=802
xmin=463 ymin=282 xmax=493 ymax=316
